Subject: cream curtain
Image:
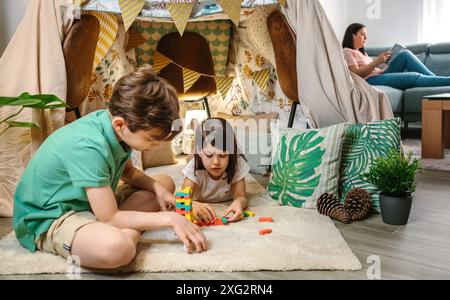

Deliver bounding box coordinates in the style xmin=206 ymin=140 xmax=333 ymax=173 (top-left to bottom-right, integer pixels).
xmin=0 ymin=0 xmax=78 ymax=216
xmin=420 ymin=0 xmax=450 ymax=43
xmin=282 ymin=0 xmax=394 ymax=129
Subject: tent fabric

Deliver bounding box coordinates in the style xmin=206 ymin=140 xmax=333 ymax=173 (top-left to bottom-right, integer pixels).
xmin=283 ymin=0 xmax=394 ymax=128
xmin=0 ymin=0 xmax=76 ymax=217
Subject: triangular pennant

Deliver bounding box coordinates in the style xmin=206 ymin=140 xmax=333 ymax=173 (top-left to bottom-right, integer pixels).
xmin=182 ymin=68 xmax=202 ymax=93
xmin=279 ymin=0 xmax=286 ymax=7
xmin=216 ymin=0 xmax=241 ymax=26
xmin=166 ymin=2 xmax=195 ymax=36
xmin=125 ymin=27 xmax=146 ymax=52
xmin=85 ymin=11 xmax=119 ymax=70
xmin=251 ymin=69 xmax=270 ymax=93
xmin=152 ymin=51 xmax=172 ymax=73
xmin=119 ymin=0 xmax=145 ymax=32
xmin=215 ymin=76 xmax=234 ymax=98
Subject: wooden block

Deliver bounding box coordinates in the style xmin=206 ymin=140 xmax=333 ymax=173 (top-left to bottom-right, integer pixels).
xmin=259 ymin=228 xmax=272 ymax=235
xmin=259 ymin=217 xmax=273 ymax=222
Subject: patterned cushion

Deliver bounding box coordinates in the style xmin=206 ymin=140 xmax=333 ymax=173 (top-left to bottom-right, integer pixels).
xmin=339 ymin=118 xmax=401 ymax=212
xmin=268 ymin=123 xmax=347 ymax=209
xmin=135 ymin=20 xmax=231 ymax=77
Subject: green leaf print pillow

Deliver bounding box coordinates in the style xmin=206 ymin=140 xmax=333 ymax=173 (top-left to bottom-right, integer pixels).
xmin=339 ymin=118 xmax=401 ymax=212
xmin=268 ymin=123 xmax=347 ymax=209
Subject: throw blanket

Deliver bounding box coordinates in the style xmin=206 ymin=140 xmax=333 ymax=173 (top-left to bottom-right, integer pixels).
xmin=283 ymin=0 xmax=394 ymax=128
xmin=0 ymin=0 xmax=79 ymax=216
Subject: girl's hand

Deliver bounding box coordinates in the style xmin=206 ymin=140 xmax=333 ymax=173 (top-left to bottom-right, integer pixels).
xmin=224 ymin=199 xmax=245 ymax=222
xmin=193 ymin=201 xmax=216 ymax=224
xmin=154 ymin=182 xmax=176 ymax=211
xmin=376 ymin=51 xmax=392 ymax=64
xmin=169 ymin=212 xmax=207 ymax=253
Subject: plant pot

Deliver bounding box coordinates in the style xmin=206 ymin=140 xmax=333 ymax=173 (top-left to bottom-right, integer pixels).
xmin=379 ymin=193 xmax=413 ymax=225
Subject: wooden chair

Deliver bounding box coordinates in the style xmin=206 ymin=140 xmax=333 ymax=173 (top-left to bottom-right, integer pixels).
xmin=267 ymin=10 xmax=299 ymax=128
xmin=63 ymin=14 xmax=100 ymax=119
xmin=156 ymin=32 xmax=216 ymax=117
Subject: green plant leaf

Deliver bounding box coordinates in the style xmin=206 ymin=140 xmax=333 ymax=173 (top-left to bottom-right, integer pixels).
xmin=5 ymin=121 xmax=40 ymax=129
xmin=339 ymin=118 xmax=401 ymax=212
xmin=0 ymin=97 xmax=42 ymax=107
xmin=268 ymin=130 xmax=325 ymax=207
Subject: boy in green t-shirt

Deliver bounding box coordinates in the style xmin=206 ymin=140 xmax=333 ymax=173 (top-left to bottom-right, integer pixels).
xmin=13 ymin=65 xmax=207 ymax=269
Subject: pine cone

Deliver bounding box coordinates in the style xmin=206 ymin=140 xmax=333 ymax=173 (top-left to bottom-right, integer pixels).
xmin=344 ymin=188 xmax=372 ymax=221
xmin=317 ymin=193 xmax=350 ymax=224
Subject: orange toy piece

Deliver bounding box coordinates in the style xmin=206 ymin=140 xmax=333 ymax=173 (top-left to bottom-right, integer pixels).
xmin=259 ymin=217 xmax=273 ymax=222
xmin=259 ymin=228 xmax=272 ymax=235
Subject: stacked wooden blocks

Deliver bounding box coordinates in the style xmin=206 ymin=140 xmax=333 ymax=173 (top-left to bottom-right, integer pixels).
xmin=175 ymin=187 xmax=193 ymax=222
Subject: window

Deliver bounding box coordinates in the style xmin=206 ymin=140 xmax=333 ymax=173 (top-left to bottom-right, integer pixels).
xmin=419 ymin=0 xmax=450 ymax=43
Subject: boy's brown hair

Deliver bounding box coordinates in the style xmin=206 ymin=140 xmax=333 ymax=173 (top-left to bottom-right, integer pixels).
xmin=108 ymin=65 xmax=181 ymax=140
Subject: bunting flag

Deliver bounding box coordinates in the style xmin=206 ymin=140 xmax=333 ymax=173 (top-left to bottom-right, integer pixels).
xmin=216 ymin=0 xmax=241 ymax=26
xmin=166 ymin=2 xmax=195 ymax=36
xmin=182 ymin=68 xmax=202 ymax=93
xmin=279 ymin=0 xmax=286 ymax=7
xmin=85 ymin=11 xmax=119 ymax=70
xmin=215 ymin=76 xmax=234 ymax=98
xmin=152 ymin=51 xmax=172 ymax=73
xmin=119 ymin=0 xmax=146 ymax=32
xmin=125 ymin=27 xmax=146 ymax=52
xmin=251 ymin=69 xmax=270 ymax=93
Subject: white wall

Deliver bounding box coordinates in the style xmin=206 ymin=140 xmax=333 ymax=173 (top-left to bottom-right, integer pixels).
xmin=319 ymin=0 xmax=348 ymax=41
xmin=0 ymin=0 xmax=30 ymax=56
xmin=320 ymin=0 xmax=424 ymax=47
xmin=346 ymin=0 xmax=422 ymax=47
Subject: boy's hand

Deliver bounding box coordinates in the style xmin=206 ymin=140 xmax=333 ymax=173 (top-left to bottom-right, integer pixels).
xmin=224 ymin=200 xmax=245 ymax=222
xmin=153 ymin=182 xmax=176 ymax=211
xmin=169 ymin=212 xmax=207 ymax=253
xmin=192 ymin=201 xmax=216 ymax=224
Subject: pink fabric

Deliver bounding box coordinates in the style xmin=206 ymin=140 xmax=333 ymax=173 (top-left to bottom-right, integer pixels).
xmin=343 ymin=48 xmax=382 ymax=79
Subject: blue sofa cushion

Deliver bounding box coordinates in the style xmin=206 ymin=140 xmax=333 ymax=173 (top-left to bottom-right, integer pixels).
xmin=372 ymin=85 xmax=403 ymax=114
xmin=403 ymin=86 xmax=450 ymax=114
xmin=424 ymin=42 xmax=450 ymax=76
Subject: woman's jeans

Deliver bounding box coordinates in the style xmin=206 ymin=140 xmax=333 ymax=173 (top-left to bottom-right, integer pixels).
xmin=367 ymin=50 xmax=450 ymax=89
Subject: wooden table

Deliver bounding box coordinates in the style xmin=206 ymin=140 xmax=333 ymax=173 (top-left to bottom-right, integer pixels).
xmin=422 ymin=94 xmax=450 ymax=159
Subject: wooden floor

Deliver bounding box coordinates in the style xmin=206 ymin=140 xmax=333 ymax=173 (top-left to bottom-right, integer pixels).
xmin=1 ymin=170 xmax=449 ymax=280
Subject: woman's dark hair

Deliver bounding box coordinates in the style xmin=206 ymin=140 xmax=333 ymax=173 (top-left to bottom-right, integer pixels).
xmin=342 ymin=23 xmax=366 ymax=54
xmin=193 ymin=117 xmax=245 ymax=184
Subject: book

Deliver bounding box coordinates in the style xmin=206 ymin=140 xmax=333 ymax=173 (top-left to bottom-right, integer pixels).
xmin=386 ymin=43 xmax=407 ymax=63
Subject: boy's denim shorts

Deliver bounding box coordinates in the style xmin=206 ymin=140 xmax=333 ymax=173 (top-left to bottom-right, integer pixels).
xmin=35 ymin=184 xmax=138 ymax=258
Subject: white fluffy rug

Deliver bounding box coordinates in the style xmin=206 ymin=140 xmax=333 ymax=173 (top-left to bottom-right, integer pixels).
xmin=0 ymin=160 xmax=362 ymax=274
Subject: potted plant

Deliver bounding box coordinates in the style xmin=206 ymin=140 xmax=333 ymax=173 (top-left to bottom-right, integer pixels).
xmin=0 ymin=92 xmax=67 ymax=135
xmin=364 ymin=149 xmax=422 ymax=225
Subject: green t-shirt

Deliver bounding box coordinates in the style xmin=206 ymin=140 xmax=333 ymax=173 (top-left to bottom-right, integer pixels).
xmin=13 ymin=109 xmax=131 ymax=252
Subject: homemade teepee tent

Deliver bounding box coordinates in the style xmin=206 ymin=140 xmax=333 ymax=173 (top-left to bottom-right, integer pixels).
xmin=0 ymin=0 xmax=393 ymax=217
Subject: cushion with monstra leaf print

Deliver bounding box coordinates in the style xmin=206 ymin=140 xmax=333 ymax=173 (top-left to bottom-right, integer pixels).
xmin=339 ymin=118 xmax=401 ymax=213
xmin=268 ymin=123 xmax=348 ymax=209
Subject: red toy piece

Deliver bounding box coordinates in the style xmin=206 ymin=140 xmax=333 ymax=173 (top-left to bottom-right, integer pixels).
xmin=259 ymin=228 xmax=272 ymax=235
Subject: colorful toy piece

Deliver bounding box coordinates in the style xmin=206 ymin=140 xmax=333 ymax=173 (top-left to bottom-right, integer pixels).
xmin=195 ymin=217 xmax=227 ymax=227
xmin=175 ymin=187 xmax=193 ymax=222
xmin=259 ymin=217 xmax=273 ymax=222
xmin=243 ymin=210 xmax=255 ymax=217
xmin=259 ymin=228 xmax=272 ymax=235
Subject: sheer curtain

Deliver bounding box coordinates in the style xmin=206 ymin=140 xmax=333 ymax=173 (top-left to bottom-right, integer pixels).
xmin=419 ymin=0 xmax=450 ymax=43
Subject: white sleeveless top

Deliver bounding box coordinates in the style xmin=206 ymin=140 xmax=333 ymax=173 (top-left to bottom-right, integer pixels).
xmin=181 ymin=156 xmax=250 ymax=203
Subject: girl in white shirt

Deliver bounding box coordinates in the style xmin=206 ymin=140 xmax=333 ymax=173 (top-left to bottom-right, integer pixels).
xmin=181 ymin=118 xmax=250 ymax=224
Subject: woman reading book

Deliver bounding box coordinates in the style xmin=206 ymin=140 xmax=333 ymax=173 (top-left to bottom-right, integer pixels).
xmin=342 ymin=23 xmax=450 ymax=89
